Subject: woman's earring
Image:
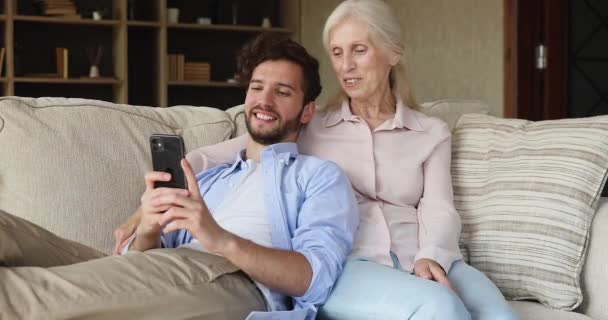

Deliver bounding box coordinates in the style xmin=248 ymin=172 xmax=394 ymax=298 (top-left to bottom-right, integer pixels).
xmin=390 ymin=56 xmax=400 ymax=66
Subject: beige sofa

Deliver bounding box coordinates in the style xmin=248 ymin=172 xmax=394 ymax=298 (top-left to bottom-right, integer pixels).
xmin=0 ymin=96 xmax=606 ymax=320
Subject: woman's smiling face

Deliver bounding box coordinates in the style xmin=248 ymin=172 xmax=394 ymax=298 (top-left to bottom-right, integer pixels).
xmin=328 ymin=17 xmax=396 ymax=102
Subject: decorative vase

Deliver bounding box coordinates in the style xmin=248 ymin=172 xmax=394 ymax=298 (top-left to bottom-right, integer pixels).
xmin=92 ymin=11 xmax=102 ymax=20
xmin=89 ymin=65 xmax=100 ymax=78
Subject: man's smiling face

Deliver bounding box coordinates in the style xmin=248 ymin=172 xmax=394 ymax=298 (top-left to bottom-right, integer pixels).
xmin=244 ymin=59 xmax=312 ymax=145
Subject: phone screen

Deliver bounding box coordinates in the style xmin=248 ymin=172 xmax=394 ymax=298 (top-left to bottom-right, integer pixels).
xmin=150 ymin=134 xmax=186 ymax=189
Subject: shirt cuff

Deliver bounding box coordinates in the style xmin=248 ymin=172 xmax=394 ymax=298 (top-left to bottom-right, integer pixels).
xmin=119 ymin=234 xmax=136 ymax=255
xmin=120 ymin=234 xmax=169 ymax=255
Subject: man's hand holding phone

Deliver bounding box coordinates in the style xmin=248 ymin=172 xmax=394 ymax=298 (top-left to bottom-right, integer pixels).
xmin=131 ymin=171 xmax=190 ymax=251
xmin=131 ymin=134 xmax=189 ymax=251
xmin=130 ymin=134 xmax=232 ymax=253
xmin=159 ymin=159 xmax=233 ymax=255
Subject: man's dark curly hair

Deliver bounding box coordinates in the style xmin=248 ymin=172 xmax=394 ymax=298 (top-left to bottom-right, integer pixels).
xmin=237 ymin=33 xmax=322 ymax=105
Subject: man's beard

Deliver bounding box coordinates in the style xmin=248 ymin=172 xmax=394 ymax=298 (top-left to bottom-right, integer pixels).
xmin=246 ymin=107 xmax=305 ymax=145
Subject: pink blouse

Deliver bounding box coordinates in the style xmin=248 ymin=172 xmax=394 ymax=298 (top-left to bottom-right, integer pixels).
xmin=187 ymin=98 xmax=463 ymax=273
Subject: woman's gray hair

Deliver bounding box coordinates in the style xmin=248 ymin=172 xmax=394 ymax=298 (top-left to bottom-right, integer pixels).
xmin=322 ymin=0 xmax=418 ymax=111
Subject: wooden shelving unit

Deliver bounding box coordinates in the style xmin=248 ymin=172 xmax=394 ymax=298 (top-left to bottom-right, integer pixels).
xmin=0 ymin=0 xmax=301 ymax=109
xmin=13 ymin=15 xmax=120 ymax=26
xmin=168 ymin=80 xmax=241 ymax=88
xmin=14 ymin=77 xmax=121 ymax=85
xmin=127 ymin=20 xmax=160 ymax=28
xmin=167 ymin=22 xmax=293 ymax=34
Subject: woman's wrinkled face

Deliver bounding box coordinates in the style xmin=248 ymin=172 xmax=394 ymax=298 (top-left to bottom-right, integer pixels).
xmin=328 ymin=18 xmax=396 ymax=102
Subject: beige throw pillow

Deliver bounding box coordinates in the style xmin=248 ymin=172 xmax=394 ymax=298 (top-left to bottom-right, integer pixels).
xmin=452 ymin=114 xmax=608 ymax=310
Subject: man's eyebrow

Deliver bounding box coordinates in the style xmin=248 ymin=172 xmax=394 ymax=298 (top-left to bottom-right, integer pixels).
xmin=250 ymin=79 xmax=295 ymax=90
xmin=277 ymin=82 xmax=295 ymax=90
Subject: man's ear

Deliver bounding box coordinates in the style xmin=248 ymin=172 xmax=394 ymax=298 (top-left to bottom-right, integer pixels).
xmin=300 ymin=101 xmax=316 ymax=124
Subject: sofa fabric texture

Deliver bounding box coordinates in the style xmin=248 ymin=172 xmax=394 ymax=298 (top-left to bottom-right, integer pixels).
xmin=0 ymin=97 xmax=234 ymax=254
xmin=452 ymin=114 xmax=608 ymax=310
xmin=1 ymin=96 xmax=607 ymax=320
xmin=512 ymin=301 xmax=592 ymax=320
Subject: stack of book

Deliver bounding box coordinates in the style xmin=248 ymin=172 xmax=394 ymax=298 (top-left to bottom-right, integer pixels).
xmin=184 ymin=62 xmax=211 ymax=81
xmin=35 ymin=0 xmax=81 ymax=19
xmin=168 ymin=54 xmax=185 ymax=81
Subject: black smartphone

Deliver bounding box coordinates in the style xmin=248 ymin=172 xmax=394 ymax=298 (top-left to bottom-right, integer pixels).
xmin=150 ymin=134 xmax=186 ymax=189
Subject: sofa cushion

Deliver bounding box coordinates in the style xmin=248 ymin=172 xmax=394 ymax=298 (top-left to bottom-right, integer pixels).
xmin=419 ymin=100 xmax=489 ymax=131
xmin=226 ymin=104 xmax=246 ymax=138
xmin=452 ymin=114 xmax=608 ymax=310
xmin=0 ymin=97 xmax=234 ymax=254
xmin=577 ymin=197 xmax=608 ymax=319
xmin=510 ymin=301 xmax=592 ymax=320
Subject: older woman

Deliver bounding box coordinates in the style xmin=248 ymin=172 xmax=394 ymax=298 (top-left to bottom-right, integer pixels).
xmin=114 ymin=0 xmax=519 ymax=318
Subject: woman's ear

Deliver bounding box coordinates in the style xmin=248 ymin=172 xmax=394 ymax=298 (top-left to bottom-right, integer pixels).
xmin=300 ymin=101 xmax=316 ymax=124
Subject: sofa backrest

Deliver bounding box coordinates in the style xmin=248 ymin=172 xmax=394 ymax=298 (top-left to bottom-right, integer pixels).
xmin=0 ymin=97 xmax=488 ymax=254
xmin=226 ymin=100 xmax=490 ymax=138
xmin=0 ymin=97 xmax=234 ymax=254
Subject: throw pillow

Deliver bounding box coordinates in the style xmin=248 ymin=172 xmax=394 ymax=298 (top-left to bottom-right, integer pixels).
xmin=452 ymin=114 xmax=608 ymax=310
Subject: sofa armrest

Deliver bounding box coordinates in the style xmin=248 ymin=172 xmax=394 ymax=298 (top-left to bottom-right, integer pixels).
xmin=577 ymin=197 xmax=608 ymax=318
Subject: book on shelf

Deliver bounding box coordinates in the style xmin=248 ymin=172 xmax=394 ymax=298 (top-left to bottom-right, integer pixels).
xmin=184 ymin=62 xmax=211 ymax=81
xmin=35 ymin=0 xmax=80 ymax=18
xmin=178 ymin=55 xmax=184 ymax=81
xmin=168 ymin=54 xmax=185 ymax=81
xmin=45 ymin=8 xmax=78 ymax=15
xmin=0 ymin=48 xmax=5 ymax=76
xmin=168 ymin=54 xmax=176 ymax=80
xmin=55 ymin=47 xmax=68 ymax=79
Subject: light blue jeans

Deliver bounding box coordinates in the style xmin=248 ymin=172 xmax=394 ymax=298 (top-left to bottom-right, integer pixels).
xmin=318 ymin=257 xmax=519 ymax=320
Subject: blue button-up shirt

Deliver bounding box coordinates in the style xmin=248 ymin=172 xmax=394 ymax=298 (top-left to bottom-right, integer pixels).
xmin=161 ymin=142 xmax=359 ymax=320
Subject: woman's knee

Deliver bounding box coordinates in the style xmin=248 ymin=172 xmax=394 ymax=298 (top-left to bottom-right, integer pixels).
xmin=414 ymin=284 xmax=471 ymax=320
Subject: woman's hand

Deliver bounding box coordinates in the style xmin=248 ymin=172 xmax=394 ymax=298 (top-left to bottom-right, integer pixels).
xmin=414 ymin=258 xmax=453 ymax=290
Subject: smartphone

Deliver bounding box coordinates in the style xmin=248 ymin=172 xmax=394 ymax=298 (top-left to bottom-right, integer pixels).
xmin=150 ymin=134 xmax=186 ymax=189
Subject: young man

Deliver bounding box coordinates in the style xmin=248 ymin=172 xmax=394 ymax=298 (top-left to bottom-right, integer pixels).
xmin=0 ymin=34 xmax=358 ymax=320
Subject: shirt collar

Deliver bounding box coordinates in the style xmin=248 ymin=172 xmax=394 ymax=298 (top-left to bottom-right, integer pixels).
xmin=393 ymin=98 xmax=424 ymax=131
xmin=323 ymin=96 xmax=424 ymax=132
xmin=219 ymin=142 xmax=299 ymax=179
xmin=219 ymin=149 xmax=248 ymax=179
xmin=260 ymin=142 xmax=299 ymax=164
xmin=324 ymin=99 xmax=356 ymax=128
